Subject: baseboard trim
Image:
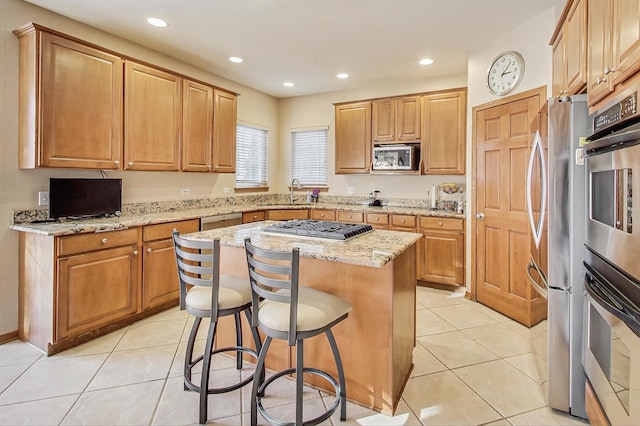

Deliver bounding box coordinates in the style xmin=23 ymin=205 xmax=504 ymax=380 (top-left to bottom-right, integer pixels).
xmin=465 ymin=291 xmax=472 ymax=300
xmin=0 ymin=330 xmax=19 ymax=345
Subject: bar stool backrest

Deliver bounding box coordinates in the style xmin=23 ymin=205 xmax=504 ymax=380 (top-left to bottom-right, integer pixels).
xmin=172 ymin=231 xmax=220 ymax=319
xmin=244 ymin=238 xmax=300 ymax=346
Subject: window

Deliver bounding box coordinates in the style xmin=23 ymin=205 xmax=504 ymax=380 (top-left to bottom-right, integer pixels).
xmin=291 ymin=127 xmax=328 ymax=186
xmin=236 ymin=123 xmax=268 ymax=187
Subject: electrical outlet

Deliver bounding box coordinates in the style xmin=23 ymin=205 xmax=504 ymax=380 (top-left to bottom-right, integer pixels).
xmin=223 ymin=187 xmax=230 ymax=194
xmin=38 ymin=191 xmax=49 ymax=206
xmin=180 ymin=188 xmax=190 ymax=195
xmin=347 ymin=186 xmax=355 ymax=195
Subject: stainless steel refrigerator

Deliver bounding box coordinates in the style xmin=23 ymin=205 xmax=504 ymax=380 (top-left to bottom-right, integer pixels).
xmin=526 ymin=94 xmax=589 ymax=419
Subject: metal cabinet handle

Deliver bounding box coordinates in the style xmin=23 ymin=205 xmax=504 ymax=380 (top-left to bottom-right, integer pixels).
xmin=101 ymin=238 xmax=108 ymax=244
xmin=401 ymin=219 xmax=406 ymax=223
xmin=476 ymin=213 xmax=485 ymax=219
xmin=114 ymin=160 xmax=120 ymax=165
xmin=133 ymin=250 xmax=139 ymax=255
xmin=147 ymin=248 xmax=152 ymax=253
xmin=604 ymin=67 xmax=616 ymax=75
xmin=128 ymin=161 xmax=134 ymax=166
xmin=438 ymin=222 xmax=443 ymax=227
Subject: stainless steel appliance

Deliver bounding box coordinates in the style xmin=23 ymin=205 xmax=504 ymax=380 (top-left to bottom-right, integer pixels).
xmin=200 ymin=213 xmax=242 ymax=231
xmin=583 ymin=91 xmax=640 ymax=425
xmin=526 ymin=94 xmax=589 ymax=418
xmin=372 ymin=145 xmax=418 ymax=170
xmin=263 ymin=219 xmax=373 ymax=240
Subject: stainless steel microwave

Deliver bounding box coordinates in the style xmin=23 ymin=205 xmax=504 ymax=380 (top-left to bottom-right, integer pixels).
xmin=372 ymin=145 xmax=418 ymax=170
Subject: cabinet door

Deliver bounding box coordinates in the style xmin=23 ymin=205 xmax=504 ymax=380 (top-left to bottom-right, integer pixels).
xmin=587 ymin=0 xmax=614 ymax=106
xmin=39 ymin=32 xmax=123 ymax=169
xmin=417 ymin=230 xmax=464 ymax=286
xmin=142 ymin=239 xmax=180 ymax=310
xmin=397 ymin=96 xmax=421 ymax=141
xmin=212 ymin=90 xmax=237 ymax=173
xmin=552 ymin=31 xmax=567 ymax=98
xmin=612 ymin=0 xmax=640 ymax=86
xmin=310 ymin=209 xmax=336 ymax=221
xmin=335 ymin=102 xmax=371 ymax=174
xmin=422 ymin=90 xmax=466 ymax=175
xmin=243 ymin=210 xmax=266 ymax=223
xmin=372 ymin=99 xmax=396 ymax=142
xmin=182 ymin=79 xmax=213 ymax=172
xmin=124 ymin=61 xmax=181 ymax=171
xmin=57 ymin=245 xmax=138 ymax=340
xmin=366 ymin=213 xmax=389 ymax=230
xmin=564 ymin=0 xmax=588 ymax=94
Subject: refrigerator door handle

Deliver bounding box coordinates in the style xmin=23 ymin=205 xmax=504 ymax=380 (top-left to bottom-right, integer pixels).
xmin=527 ymin=255 xmax=548 ymax=299
xmin=526 ymin=130 xmax=547 ymax=249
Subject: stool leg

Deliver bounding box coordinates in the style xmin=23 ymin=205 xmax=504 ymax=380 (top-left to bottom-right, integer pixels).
xmin=251 ymin=336 xmax=271 ymax=426
xmin=244 ymin=309 xmax=264 ymax=387
xmin=199 ymin=319 xmax=218 ymax=425
xmin=185 ymin=317 xmax=201 ymax=391
xmin=234 ymin=312 xmax=242 ymax=370
xmin=296 ymin=339 xmax=304 ymax=426
xmin=326 ymin=329 xmax=347 ymax=422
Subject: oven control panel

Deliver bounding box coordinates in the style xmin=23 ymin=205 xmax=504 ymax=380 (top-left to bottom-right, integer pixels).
xmin=593 ymin=92 xmax=637 ymax=133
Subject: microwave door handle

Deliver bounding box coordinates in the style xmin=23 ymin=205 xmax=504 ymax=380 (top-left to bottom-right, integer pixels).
xmin=526 ymin=131 xmax=546 ymax=249
xmin=527 ymin=256 xmax=548 ymax=299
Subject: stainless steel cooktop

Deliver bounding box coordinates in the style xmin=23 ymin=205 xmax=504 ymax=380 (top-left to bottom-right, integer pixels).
xmin=263 ymin=220 xmax=373 ymax=240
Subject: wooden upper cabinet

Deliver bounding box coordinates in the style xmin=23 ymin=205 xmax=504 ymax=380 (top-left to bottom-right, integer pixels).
xmin=335 ymin=101 xmax=372 ymax=174
xmin=372 ymin=96 xmax=421 ymax=143
xmin=587 ymin=0 xmax=640 ymax=107
xmin=182 ymin=79 xmax=213 ymax=172
xmin=421 ymin=89 xmax=466 ymax=175
xmin=124 ymin=61 xmax=181 ymax=171
xmin=551 ymin=0 xmax=587 ymax=98
xmin=14 ymin=26 xmax=123 ymax=169
xmin=212 ymin=89 xmax=237 ymax=173
xmin=611 ymin=0 xmax=640 ymax=86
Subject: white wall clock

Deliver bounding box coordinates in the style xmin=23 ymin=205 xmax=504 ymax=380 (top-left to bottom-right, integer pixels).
xmin=487 ymin=51 xmax=525 ymax=96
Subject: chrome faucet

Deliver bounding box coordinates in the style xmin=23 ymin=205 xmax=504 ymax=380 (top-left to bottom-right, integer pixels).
xmin=290 ymin=178 xmax=301 ymax=204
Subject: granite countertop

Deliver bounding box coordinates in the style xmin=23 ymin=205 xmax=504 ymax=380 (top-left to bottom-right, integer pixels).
xmin=183 ymin=221 xmax=422 ymax=268
xmin=10 ymin=202 xmax=465 ymax=237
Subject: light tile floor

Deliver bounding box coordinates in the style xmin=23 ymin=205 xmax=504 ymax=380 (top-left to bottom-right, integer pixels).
xmin=0 ymin=287 xmax=589 ymax=425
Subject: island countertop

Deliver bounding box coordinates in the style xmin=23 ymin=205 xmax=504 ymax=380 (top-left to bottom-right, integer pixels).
xmin=182 ymin=220 xmax=422 ymax=268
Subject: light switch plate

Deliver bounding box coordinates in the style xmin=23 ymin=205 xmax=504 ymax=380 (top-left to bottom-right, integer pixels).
xmin=347 ymin=187 xmax=355 ymax=195
xmin=38 ymin=191 xmax=49 ymax=206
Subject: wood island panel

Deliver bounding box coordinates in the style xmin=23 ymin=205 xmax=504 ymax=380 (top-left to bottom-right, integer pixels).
xmin=215 ymin=243 xmax=416 ymax=415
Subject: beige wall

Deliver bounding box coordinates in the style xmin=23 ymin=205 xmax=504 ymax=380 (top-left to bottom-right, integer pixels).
xmin=0 ymin=0 xmax=279 ymax=336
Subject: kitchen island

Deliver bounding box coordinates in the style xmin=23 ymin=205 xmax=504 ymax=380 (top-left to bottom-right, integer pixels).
xmin=182 ymin=221 xmax=421 ymax=414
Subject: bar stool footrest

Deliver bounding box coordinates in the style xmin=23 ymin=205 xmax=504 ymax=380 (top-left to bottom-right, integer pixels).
xmin=185 ymin=346 xmax=259 ymax=395
xmin=256 ymin=367 xmax=342 ymax=426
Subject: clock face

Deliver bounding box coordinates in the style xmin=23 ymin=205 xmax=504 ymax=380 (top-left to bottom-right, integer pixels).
xmin=487 ymin=51 xmax=525 ymax=96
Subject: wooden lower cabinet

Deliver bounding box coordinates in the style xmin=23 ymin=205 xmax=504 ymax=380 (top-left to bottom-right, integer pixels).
xmin=417 ymin=217 xmax=465 ymax=286
xmin=310 ymin=209 xmax=336 ymax=221
xmin=585 ymin=380 xmax=610 ymax=426
xmin=57 ymin=244 xmax=138 ymax=341
xmin=141 ymin=220 xmax=199 ymax=310
xmin=19 ymin=219 xmax=198 ymax=354
xmin=366 ymin=212 xmax=389 ymax=230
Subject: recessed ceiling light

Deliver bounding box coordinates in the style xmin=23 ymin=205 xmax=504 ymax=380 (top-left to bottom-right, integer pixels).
xmin=229 ymin=57 xmax=243 ymax=63
xmin=419 ymin=58 xmax=434 ymax=65
xmin=337 ymin=73 xmax=349 ymax=79
xmin=146 ymin=17 xmax=168 ymax=28
xmin=283 ymin=82 xmax=294 ymax=87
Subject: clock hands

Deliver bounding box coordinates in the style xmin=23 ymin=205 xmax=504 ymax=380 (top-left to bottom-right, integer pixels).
xmin=501 ymin=60 xmax=512 ymax=77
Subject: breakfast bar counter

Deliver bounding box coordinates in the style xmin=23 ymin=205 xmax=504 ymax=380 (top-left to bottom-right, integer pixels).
xmin=183 ymin=221 xmax=421 ymax=414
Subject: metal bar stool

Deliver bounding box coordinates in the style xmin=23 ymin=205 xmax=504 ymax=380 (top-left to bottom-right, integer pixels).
xmin=244 ymin=238 xmax=352 ymax=425
xmin=173 ymin=231 xmax=263 ymax=425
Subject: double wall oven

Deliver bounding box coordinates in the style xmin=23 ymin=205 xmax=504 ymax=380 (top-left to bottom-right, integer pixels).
xmin=584 ymin=92 xmax=640 ymax=425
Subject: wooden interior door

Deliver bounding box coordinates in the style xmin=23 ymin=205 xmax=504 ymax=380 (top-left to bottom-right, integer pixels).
xmin=474 ymin=90 xmax=543 ymax=326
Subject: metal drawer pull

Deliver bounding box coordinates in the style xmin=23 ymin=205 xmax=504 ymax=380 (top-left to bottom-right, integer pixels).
xmin=101 ymin=238 xmax=108 ymax=244
xmin=133 ymin=250 xmax=139 ymax=255
xmin=147 ymin=248 xmax=153 ymax=253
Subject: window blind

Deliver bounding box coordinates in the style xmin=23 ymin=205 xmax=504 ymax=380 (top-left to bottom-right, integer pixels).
xmin=291 ymin=127 xmax=328 ymax=186
xmin=236 ymin=123 xmax=268 ymax=186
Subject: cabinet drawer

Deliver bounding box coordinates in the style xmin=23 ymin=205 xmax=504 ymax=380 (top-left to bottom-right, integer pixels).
xmin=366 ymin=213 xmax=389 ymax=225
xmin=57 ymin=228 xmax=139 ymax=256
xmin=310 ymin=209 xmax=336 ymax=221
xmin=391 ymin=214 xmax=417 ymax=228
xmin=143 ymin=219 xmax=199 ymax=242
xmin=266 ymin=209 xmax=309 ymax=220
xmin=419 ymin=217 xmax=463 ymax=231
xmin=243 ymin=211 xmax=266 ymax=223
xmin=337 ymin=211 xmax=364 ymax=223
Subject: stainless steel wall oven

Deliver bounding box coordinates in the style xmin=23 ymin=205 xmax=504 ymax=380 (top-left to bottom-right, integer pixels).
xmin=584 ymin=92 xmax=640 ymax=425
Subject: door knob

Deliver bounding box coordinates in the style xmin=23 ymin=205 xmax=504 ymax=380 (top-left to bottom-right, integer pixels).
xmin=476 ymin=213 xmax=485 ymax=219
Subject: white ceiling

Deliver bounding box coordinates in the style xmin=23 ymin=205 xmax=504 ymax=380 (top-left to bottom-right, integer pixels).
xmin=25 ymin=0 xmax=565 ymax=99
